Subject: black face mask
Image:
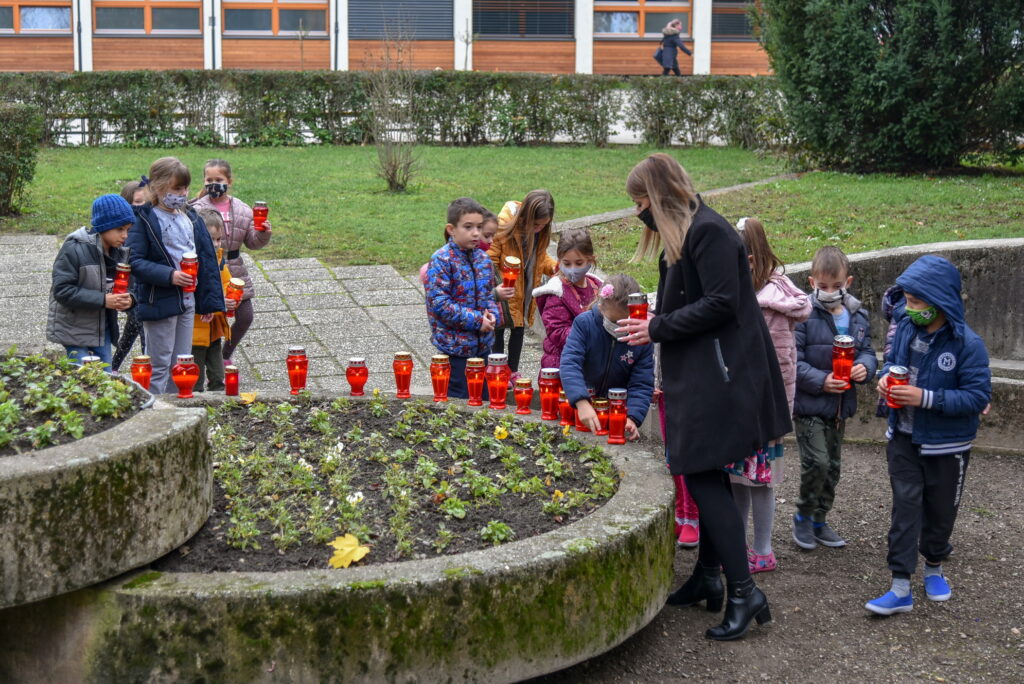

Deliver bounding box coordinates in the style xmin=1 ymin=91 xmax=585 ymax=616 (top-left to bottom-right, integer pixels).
xmin=638 ymin=207 xmax=658 ymax=233
xmin=205 ymin=182 xmax=228 ymax=199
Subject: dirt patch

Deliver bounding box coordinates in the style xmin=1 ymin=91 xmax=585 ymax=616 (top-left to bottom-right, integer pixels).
xmin=532 ymin=443 xmax=1024 ymax=683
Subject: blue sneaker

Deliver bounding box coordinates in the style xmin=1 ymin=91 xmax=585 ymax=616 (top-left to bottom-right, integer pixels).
xmin=865 ymin=591 xmax=913 ymax=615
xmin=924 ymin=574 xmax=952 ymax=601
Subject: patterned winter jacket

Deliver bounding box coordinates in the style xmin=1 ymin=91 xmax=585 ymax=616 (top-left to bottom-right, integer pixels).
xmin=426 ymin=240 xmax=500 ymax=358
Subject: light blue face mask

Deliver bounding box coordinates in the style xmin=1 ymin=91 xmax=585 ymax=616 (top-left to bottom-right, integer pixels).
xmin=561 ymin=263 xmax=591 ymax=282
xmin=162 ymin=193 xmax=188 ymax=211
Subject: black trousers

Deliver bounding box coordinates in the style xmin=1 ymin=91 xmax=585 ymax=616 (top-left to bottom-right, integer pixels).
xmin=111 ymin=309 xmax=146 ymax=372
xmin=684 ymin=469 xmax=751 ymax=583
xmin=193 ymin=339 xmax=225 ymax=392
xmin=886 ymin=432 xmax=970 ymax=578
xmin=492 ymin=326 xmax=525 ymax=372
xmin=447 ymin=355 xmax=469 ymax=399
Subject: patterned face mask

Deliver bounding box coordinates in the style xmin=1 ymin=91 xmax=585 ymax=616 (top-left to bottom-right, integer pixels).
xmin=906 ymin=305 xmax=938 ymax=327
xmin=162 ymin=193 xmax=188 ymax=211
xmin=205 ymin=183 xmax=228 ymax=199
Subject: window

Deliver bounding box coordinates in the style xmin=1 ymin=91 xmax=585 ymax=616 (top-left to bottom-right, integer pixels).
xmin=93 ymin=2 xmax=201 ymax=34
xmin=712 ymin=1 xmax=755 ymax=39
xmin=348 ymin=0 xmax=453 ymax=40
xmin=20 ymin=5 xmax=70 ymax=30
xmin=0 ymin=6 xmax=14 ymax=29
xmin=594 ymin=1 xmax=689 ymax=39
xmin=223 ymin=0 xmax=327 ymax=36
xmin=474 ymin=0 xmax=574 ymax=38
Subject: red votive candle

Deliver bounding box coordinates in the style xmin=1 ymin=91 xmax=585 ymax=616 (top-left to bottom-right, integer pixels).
xmin=171 ymin=354 xmax=199 ymax=398
xmin=465 ymin=357 xmax=485 ymax=407
xmin=593 ymin=397 xmax=610 ymax=436
xmin=501 ymin=256 xmax=521 ymax=289
xmin=346 ymin=357 xmax=368 ymax=396
xmin=225 ymin=278 xmax=244 ymax=319
xmin=832 ymin=335 xmax=855 ymax=390
xmin=253 ymin=201 xmax=269 ymax=231
xmin=430 ymin=354 xmax=451 ymax=402
xmin=112 ymin=263 xmax=131 ymax=295
xmin=180 ymin=252 xmax=198 ymax=293
xmin=514 ymin=377 xmax=533 ymax=415
xmin=286 ymin=345 xmax=308 ymax=395
xmin=129 ymin=355 xmax=151 ymax=390
xmin=224 ymin=365 xmax=239 ymax=396
xmin=485 ymin=353 xmax=510 ymax=410
xmin=886 ymin=365 xmax=909 ymax=409
xmin=538 ymin=368 xmax=561 ymax=421
xmin=627 ymin=292 xmax=648 ymax=320
xmin=607 ymin=388 xmax=627 ymax=445
xmin=393 ymin=351 xmax=413 ymax=399
xmin=558 ymin=389 xmax=575 ymax=427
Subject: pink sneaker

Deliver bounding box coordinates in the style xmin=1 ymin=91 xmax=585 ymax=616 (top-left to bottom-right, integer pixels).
xmin=749 ymin=551 xmax=777 ymax=574
xmin=676 ymin=522 xmax=699 ymax=548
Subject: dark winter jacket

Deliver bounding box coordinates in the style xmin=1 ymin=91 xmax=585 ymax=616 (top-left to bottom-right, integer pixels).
xmin=46 ymin=227 xmax=130 ymax=348
xmin=794 ymin=294 xmax=877 ymax=420
xmin=883 ymin=255 xmax=991 ymax=455
xmin=648 ymin=200 xmax=791 ymax=475
xmin=126 ymin=204 xmax=225 ymax=321
xmin=426 ymin=240 xmax=500 ymax=359
xmin=560 ymin=308 xmax=655 ymax=427
xmin=659 ymin=26 xmax=692 ymax=69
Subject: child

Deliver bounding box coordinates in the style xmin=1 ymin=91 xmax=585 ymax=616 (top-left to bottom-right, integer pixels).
xmin=110 ymin=178 xmax=150 ymax=372
xmin=425 ymin=197 xmax=500 ymax=399
xmin=865 ymin=255 xmax=991 ymax=616
xmin=191 ymin=209 xmax=235 ymax=392
xmin=560 ymin=274 xmax=655 ymax=439
xmin=488 ymin=190 xmax=559 ymax=377
xmin=420 ymin=209 xmax=501 ymax=285
xmin=126 ymin=157 xmax=224 ymax=394
xmin=191 ymin=159 xmax=272 ymax=365
xmin=792 ymin=246 xmax=876 ymax=550
xmin=727 ymin=218 xmax=811 ymax=572
xmin=46 ymin=194 xmax=136 ymax=367
xmin=532 ymin=227 xmax=602 ymax=370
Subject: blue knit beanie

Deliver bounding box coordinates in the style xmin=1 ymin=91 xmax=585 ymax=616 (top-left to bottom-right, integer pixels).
xmin=91 ymin=194 xmax=135 ymax=233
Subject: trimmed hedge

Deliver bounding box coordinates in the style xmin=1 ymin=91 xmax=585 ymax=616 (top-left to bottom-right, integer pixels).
xmin=0 ymin=102 xmax=43 ymax=215
xmin=0 ymin=70 xmax=787 ymax=150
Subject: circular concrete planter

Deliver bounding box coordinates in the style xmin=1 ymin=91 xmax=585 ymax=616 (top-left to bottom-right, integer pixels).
xmin=0 ymin=394 xmax=674 ymax=683
xmin=0 ymin=400 xmax=210 ymax=609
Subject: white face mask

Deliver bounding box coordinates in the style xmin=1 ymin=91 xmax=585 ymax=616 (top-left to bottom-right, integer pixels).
xmin=815 ymin=288 xmax=844 ymax=307
xmin=602 ymin=316 xmax=628 ymax=340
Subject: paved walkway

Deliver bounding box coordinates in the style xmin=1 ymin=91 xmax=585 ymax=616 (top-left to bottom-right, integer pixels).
xmin=0 ymin=235 xmax=542 ymax=396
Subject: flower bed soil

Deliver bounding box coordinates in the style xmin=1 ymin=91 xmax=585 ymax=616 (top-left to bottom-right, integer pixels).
xmin=0 ymin=352 xmax=148 ymax=457
xmin=154 ymin=395 xmax=621 ymax=572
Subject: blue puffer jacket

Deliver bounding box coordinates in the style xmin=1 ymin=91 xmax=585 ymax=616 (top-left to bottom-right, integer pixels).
xmin=560 ymin=309 xmax=655 ymax=427
xmin=794 ymin=294 xmax=877 ymax=419
xmin=883 ymin=255 xmax=991 ymax=455
xmin=126 ymin=204 xmax=224 ymax=321
xmin=426 ymin=240 xmax=499 ymax=358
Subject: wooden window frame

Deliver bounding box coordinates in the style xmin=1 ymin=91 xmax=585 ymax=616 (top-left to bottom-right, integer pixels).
xmin=222 ymin=0 xmax=327 ymax=37
xmin=2 ymin=0 xmax=72 ymax=34
xmin=92 ymin=0 xmax=202 ymax=35
xmin=594 ymin=1 xmax=690 ymax=40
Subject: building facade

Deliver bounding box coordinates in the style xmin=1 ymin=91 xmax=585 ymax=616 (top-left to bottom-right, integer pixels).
xmin=0 ymin=0 xmax=768 ymax=74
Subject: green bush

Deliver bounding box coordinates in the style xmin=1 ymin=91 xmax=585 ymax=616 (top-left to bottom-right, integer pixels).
xmin=757 ymin=0 xmax=1024 ymax=170
xmin=0 ymin=102 xmax=43 ymax=215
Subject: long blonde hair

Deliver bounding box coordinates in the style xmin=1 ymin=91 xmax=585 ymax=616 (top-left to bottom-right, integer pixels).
xmin=495 ymin=189 xmax=554 ymax=258
xmin=626 ymin=153 xmax=699 ymax=265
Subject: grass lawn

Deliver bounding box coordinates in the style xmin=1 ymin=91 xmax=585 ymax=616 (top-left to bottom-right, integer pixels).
xmin=0 ymin=145 xmax=784 ymax=273
xmin=592 ymin=170 xmax=1024 ymax=290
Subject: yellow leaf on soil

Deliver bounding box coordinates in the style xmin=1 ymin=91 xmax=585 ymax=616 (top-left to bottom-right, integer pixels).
xmin=239 ymin=392 xmax=258 ymax=405
xmin=327 ymin=534 xmax=370 ymax=569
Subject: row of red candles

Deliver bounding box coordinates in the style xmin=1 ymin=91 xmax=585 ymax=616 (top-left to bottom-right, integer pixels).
xmin=124 ymin=348 xmax=631 ymax=445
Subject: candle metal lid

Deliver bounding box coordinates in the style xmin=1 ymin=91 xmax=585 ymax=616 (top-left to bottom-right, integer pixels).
xmin=593 ymin=397 xmax=610 ymax=408
xmin=627 ymin=292 xmax=647 ymax=305
xmin=393 ymin=351 xmax=412 ymax=361
xmin=431 ymin=354 xmax=450 ymax=364
xmin=514 ymin=378 xmax=532 ymax=388
xmin=487 ymin=353 xmax=508 ymax=365
xmin=80 ymin=355 xmax=102 ymax=364
xmin=288 ymin=345 xmax=306 ymax=355
xmin=116 ymin=263 xmax=131 ymax=272
xmin=540 ymin=368 xmax=560 ymax=379
xmin=182 ymin=251 xmax=197 ymax=260
xmin=224 ymin=365 xmax=239 ymax=373
xmin=348 ymin=357 xmax=366 ymax=367
xmin=176 ymin=354 xmax=194 ymax=364
xmin=228 ymin=277 xmax=245 ymax=288
xmin=608 ymin=388 xmax=627 ymax=400
xmin=889 ymin=365 xmax=909 ymax=378
xmin=833 ymin=335 xmax=855 ymax=348
xmin=466 ymin=357 xmax=485 ymax=368
xmin=132 ymin=355 xmax=151 ymax=364
xmin=254 ymin=201 xmax=267 ymax=208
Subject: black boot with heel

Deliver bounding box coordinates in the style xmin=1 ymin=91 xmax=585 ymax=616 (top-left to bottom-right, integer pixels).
xmin=705 ymin=577 xmax=771 ymax=641
xmin=666 ymin=563 xmax=724 ymax=612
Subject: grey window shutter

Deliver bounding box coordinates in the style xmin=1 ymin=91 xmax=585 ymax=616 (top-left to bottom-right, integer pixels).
xmin=349 ymin=1 xmax=454 ymax=40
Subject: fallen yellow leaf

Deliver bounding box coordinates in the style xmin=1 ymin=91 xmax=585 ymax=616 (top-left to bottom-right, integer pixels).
xmin=239 ymin=392 xmax=257 ymax=405
xmin=327 ymin=534 xmax=370 ymax=569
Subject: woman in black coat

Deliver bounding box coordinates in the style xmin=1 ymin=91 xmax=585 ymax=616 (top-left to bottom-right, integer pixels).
xmin=618 ymin=153 xmax=791 ymax=641
xmin=659 ymin=19 xmax=691 ymax=76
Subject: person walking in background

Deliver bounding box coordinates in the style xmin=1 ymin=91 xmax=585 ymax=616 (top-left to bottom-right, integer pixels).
xmin=658 ymin=19 xmax=692 ymax=76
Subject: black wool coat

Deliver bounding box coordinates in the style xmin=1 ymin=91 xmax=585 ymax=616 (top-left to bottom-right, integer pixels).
xmin=649 ymin=201 xmax=792 ymax=475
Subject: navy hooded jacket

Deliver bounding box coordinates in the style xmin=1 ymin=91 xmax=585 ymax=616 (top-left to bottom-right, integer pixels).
xmin=883 ymin=255 xmax=991 ymax=455
xmin=559 ymin=308 xmax=655 ymax=427
xmin=126 ymin=204 xmax=225 ymax=321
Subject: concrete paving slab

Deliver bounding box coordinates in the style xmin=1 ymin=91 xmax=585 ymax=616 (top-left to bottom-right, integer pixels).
xmin=258 ymin=258 xmax=325 ymax=271
xmin=238 ymin=340 xmax=331 ymax=364
xmin=367 ymin=304 xmax=428 ymax=321
xmin=0 ymin=284 xmax=54 ymax=298
xmin=262 ymin=268 xmax=336 ymax=282
xmin=250 ymin=296 xmax=289 ymax=313
xmin=310 ymin=320 xmax=395 ymax=341
xmin=282 ymin=294 xmax=358 ymax=311
xmin=293 ymin=307 xmax=371 ymax=326
xmin=251 ymin=311 xmax=301 ymax=329
xmin=349 ymin=288 xmax=427 ymax=307
xmin=238 ymin=326 xmax=316 ymax=348
xmin=273 ymin=280 xmax=347 ymax=296
xmin=343 ymin=276 xmax=417 ymax=293
xmin=332 ymin=265 xmax=400 ymax=280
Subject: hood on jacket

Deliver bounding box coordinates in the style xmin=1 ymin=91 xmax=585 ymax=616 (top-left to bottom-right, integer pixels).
xmin=895 ymin=255 xmax=965 ymax=338
xmin=533 ymin=275 xmax=563 ymax=299
xmin=663 ymin=26 xmax=681 ymax=36
xmin=757 ymin=273 xmax=810 ymax=318
xmin=66 ymin=226 xmax=97 ymax=245
xmin=497 ymin=200 xmax=520 ymax=230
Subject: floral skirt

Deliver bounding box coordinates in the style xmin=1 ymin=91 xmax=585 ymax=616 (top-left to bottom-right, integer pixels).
xmin=725 ymin=443 xmax=783 ymax=486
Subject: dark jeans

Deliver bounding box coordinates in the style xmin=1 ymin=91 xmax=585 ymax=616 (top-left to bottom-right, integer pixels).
xmin=447 ymin=355 xmax=469 ymax=399
xmin=492 ymin=326 xmax=525 ymax=372
xmin=661 ymin=66 xmax=681 ymax=76
xmin=684 ymin=469 xmax=751 ymax=584
xmin=221 ymin=298 xmax=254 ymax=361
xmin=886 ymin=432 xmax=970 ymax=578
xmin=111 ymin=309 xmax=146 ymax=372
xmin=193 ymin=339 xmax=225 ymax=392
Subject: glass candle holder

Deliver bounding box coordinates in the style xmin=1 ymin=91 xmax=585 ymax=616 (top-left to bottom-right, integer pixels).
xmin=171 ymin=354 xmax=200 ymax=399
xmin=485 ymin=353 xmax=510 ymax=410
xmin=430 ymin=354 xmax=451 ymax=403
xmin=465 ymin=357 xmax=485 ymax=407
xmin=224 ymin=365 xmax=239 ymax=396
xmin=514 ymin=377 xmax=534 ymax=415
xmin=558 ymin=389 xmax=575 ymax=427
xmin=593 ymin=397 xmax=610 ymax=436
xmin=129 ymin=355 xmax=152 ymax=390
xmin=393 ymin=351 xmax=413 ymax=399
xmin=286 ymin=346 xmax=308 ymax=395
xmin=180 ymin=252 xmax=198 ymax=293
xmin=112 ymin=263 xmax=131 ymax=295
xmin=538 ymin=368 xmax=561 ymax=421
xmin=225 ymin=278 xmax=244 ymax=319
xmin=627 ymin=292 xmax=648 ymax=320
xmin=501 ymin=256 xmax=521 ymax=289
xmin=886 ymin=365 xmax=910 ymax=409
xmin=346 ymin=357 xmax=368 ymax=396
xmin=253 ymin=201 xmax=269 ymax=231
xmin=607 ymin=388 xmax=628 ymax=445
xmin=832 ymin=335 xmax=855 ymax=390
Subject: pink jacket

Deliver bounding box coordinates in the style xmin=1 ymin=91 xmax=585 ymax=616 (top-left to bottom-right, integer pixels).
xmin=533 ymin=273 xmax=602 ymax=370
xmin=757 ymin=272 xmax=812 ymax=414
xmin=191 ymin=195 xmax=272 ymax=300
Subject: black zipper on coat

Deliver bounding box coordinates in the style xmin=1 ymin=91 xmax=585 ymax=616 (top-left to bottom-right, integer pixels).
xmin=597 ymin=336 xmax=617 ymax=398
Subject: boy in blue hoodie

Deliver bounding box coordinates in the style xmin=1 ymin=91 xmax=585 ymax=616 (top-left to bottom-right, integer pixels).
xmin=865 ymin=255 xmax=991 ymax=616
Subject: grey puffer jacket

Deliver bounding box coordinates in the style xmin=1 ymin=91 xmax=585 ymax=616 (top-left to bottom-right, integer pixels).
xmin=46 ymin=227 xmax=129 ymax=348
